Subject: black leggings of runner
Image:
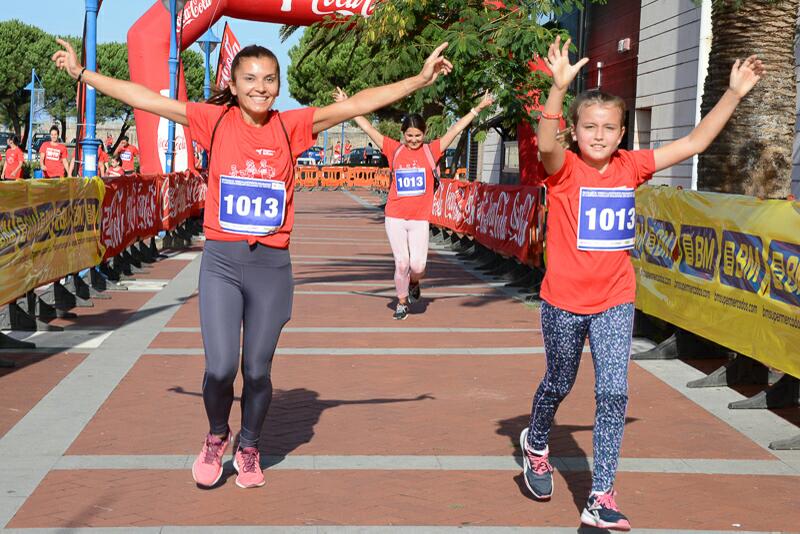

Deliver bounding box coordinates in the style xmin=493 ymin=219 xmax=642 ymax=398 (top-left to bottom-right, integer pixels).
xmin=198 ymin=240 xmax=293 ymax=449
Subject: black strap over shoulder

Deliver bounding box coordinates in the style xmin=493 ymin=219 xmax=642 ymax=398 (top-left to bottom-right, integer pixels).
xmin=206 ymin=105 xmax=232 ymax=174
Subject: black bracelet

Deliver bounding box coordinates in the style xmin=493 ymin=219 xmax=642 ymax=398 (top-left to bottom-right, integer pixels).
xmin=77 ymin=67 xmax=87 ymax=82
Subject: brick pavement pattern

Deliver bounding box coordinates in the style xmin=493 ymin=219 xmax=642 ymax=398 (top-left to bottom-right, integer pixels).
xmin=1 ymin=189 xmax=799 ymax=533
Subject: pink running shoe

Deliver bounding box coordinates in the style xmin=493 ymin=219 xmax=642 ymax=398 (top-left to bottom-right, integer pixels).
xmin=191 ymin=430 xmax=230 ymax=487
xmin=233 ymin=447 xmax=265 ymax=488
xmin=580 ymin=489 xmax=631 ymax=531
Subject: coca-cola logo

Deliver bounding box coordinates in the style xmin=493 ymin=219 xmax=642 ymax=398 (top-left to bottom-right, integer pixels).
xmin=178 ymin=0 xmax=212 ymax=28
xmin=311 ymin=0 xmax=376 ymax=16
xmin=101 ymin=189 xmax=125 ymax=249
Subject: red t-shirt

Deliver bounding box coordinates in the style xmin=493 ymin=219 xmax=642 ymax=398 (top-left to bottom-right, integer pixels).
xmin=106 ymin=165 xmax=124 ymax=177
xmin=3 ymin=146 xmax=24 ymax=179
xmin=39 ymin=141 xmax=68 ymax=178
xmin=115 ymin=145 xmax=139 ymax=172
xmin=187 ymin=103 xmax=317 ymax=248
xmin=540 ymin=149 xmax=655 ymax=314
xmin=383 ymin=137 xmax=442 ymax=221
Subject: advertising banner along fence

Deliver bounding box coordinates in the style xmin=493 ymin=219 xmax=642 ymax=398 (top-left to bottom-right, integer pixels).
xmin=0 ymin=178 xmax=105 ymax=306
xmin=430 ymin=179 xmax=544 ymax=265
xmin=632 ymin=186 xmax=800 ymax=378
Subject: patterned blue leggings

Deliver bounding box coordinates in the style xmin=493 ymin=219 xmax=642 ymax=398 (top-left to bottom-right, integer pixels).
xmin=526 ymin=300 xmax=634 ymax=493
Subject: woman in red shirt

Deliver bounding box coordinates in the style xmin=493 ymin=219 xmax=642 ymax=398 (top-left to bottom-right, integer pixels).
xmin=334 ymin=87 xmax=493 ymax=319
xmin=3 ymin=135 xmax=24 ymax=180
xmin=518 ymin=36 xmax=763 ymax=531
xmin=53 ymin=37 xmax=452 ymax=490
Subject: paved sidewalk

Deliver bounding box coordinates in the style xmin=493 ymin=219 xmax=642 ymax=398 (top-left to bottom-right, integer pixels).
xmin=1 ymin=189 xmax=799 ymax=533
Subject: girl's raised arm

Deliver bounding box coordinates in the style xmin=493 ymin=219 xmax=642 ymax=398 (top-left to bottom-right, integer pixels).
xmin=653 ymin=55 xmax=764 ymax=172
xmin=438 ymin=91 xmax=494 ymax=150
xmin=537 ymin=36 xmax=588 ymax=175
xmin=332 ymin=87 xmax=385 ymax=148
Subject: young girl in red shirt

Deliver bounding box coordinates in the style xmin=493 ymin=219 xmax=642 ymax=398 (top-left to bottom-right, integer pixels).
xmin=53 ymin=38 xmax=453 ymax=490
xmin=333 ymin=88 xmax=493 ymax=319
xmin=519 ymin=36 xmax=764 ymax=531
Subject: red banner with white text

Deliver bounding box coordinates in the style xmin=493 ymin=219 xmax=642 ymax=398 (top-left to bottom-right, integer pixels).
xmin=100 ymin=175 xmax=161 ymax=260
xmin=215 ymin=22 xmax=242 ymax=90
xmin=159 ymin=172 xmax=206 ymax=231
xmin=430 ymin=179 xmax=543 ymax=265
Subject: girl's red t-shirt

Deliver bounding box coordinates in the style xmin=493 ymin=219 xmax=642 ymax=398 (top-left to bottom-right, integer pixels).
xmin=187 ymin=103 xmax=317 ymax=248
xmin=540 ymin=149 xmax=655 ymax=314
xmin=382 ymin=137 xmax=442 ymax=221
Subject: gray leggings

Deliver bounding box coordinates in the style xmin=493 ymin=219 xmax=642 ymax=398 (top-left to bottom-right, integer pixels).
xmin=198 ymin=240 xmax=293 ymax=449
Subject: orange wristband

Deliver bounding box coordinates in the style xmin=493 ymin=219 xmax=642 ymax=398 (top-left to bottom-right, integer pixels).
xmin=539 ymin=110 xmax=562 ymax=120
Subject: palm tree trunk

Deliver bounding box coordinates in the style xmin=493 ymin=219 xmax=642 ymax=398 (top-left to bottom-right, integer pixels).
xmin=697 ymin=0 xmax=798 ymax=199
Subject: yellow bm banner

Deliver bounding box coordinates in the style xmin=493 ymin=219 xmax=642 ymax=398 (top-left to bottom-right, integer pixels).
xmin=631 ymin=186 xmax=800 ymax=378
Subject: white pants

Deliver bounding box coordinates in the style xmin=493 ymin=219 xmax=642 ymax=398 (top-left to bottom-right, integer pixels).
xmin=384 ymin=216 xmax=430 ymax=299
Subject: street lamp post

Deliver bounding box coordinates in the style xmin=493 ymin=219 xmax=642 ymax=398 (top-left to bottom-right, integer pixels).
xmin=24 ymin=69 xmax=38 ymax=162
xmin=82 ymin=0 xmax=101 ymax=177
xmin=197 ymin=27 xmax=220 ymax=169
xmin=198 ymin=27 xmax=221 ymax=101
xmin=163 ymin=0 xmax=187 ymax=173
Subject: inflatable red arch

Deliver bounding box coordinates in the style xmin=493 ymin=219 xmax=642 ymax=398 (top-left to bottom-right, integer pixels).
xmin=128 ymin=0 xmax=376 ymax=174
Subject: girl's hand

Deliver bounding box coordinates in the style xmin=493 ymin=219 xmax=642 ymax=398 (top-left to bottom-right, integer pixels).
xmin=419 ymin=42 xmax=453 ymax=87
xmin=542 ymin=35 xmax=588 ymax=91
xmin=332 ymin=87 xmax=348 ymax=103
xmin=475 ymin=90 xmax=495 ymax=112
xmin=51 ymin=38 xmax=84 ymax=80
xmin=728 ymin=55 xmax=765 ymax=99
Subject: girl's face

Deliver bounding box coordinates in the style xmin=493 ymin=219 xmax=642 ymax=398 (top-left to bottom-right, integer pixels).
xmin=403 ymin=127 xmax=425 ymax=150
xmin=573 ymin=103 xmax=625 ymax=169
xmin=230 ymin=56 xmax=280 ymax=125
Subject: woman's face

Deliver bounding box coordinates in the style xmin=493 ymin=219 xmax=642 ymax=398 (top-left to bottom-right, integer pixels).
xmin=403 ymin=127 xmax=425 ymax=150
xmin=230 ymin=56 xmax=280 ymax=125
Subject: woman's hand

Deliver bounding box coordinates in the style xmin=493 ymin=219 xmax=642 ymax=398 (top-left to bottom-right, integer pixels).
xmin=475 ymin=90 xmax=495 ymax=112
xmin=332 ymin=87 xmax=348 ymax=103
xmin=728 ymin=55 xmax=765 ymax=99
xmin=418 ymin=42 xmax=453 ymax=87
xmin=51 ymin=38 xmax=84 ymax=80
xmin=542 ymin=35 xmax=588 ymax=91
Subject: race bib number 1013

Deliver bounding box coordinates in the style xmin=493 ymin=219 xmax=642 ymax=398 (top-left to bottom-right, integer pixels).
xmin=576 ymin=187 xmax=635 ymax=251
xmin=218 ymin=175 xmax=286 ymax=236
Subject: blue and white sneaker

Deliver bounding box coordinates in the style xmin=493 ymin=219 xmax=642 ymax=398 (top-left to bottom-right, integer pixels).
xmin=519 ymin=427 xmax=553 ymax=500
xmin=393 ymin=302 xmax=409 ymax=320
xmin=580 ymin=489 xmax=631 ymax=531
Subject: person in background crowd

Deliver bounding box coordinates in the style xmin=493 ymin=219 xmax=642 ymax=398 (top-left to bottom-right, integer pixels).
xmin=106 ymin=154 xmax=124 ymax=177
xmin=105 ymin=133 xmax=114 ymax=153
xmin=3 ymin=135 xmax=24 ymax=180
xmin=518 ymin=35 xmax=763 ymax=531
xmin=344 ymin=138 xmax=352 ymax=156
xmin=333 ymin=140 xmax=342 ymax=164
xmin=39 ymin=125 xmax=71 ymax=178
xmin=114 ymin=135 xmax=139 ymax=175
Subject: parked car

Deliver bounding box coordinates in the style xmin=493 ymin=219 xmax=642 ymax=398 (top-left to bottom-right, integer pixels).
xmin=297 ymin=145 xmax=324 ymax=166
xmin=342 ymin=147 xmax=387 ymax=167
xmin=0 ymin=131 xmax=11 ymax=147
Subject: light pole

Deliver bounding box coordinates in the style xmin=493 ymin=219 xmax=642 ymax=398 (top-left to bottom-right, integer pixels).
xmin=197 ymin=27 xmax=220 ymax=101
xmin=197 ymin=27 xmax=220 ymax=169
xmin=24 ymin=69 xmax=41 ymax=162
xmin=82 ymin=0 xmax=100 ymax=177
xmin=162 ymin=0 xmax=187 ymax=173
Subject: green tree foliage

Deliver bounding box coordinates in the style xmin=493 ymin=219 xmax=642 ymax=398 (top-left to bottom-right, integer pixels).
xmin=287 ymin=0 xmax=592 ymax=141
xmin=181 ymin=48 xmax=206 ymax=103
xmin=0 ymin=20 xmax=60 ymax=143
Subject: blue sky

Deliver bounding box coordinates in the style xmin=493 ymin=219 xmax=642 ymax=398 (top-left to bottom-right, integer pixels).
xmin=2 ymin=1 xmax=304 ymax=110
